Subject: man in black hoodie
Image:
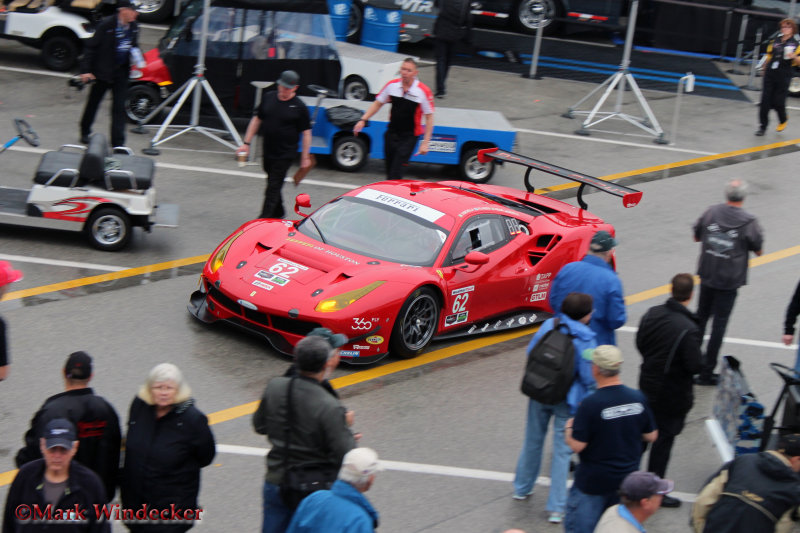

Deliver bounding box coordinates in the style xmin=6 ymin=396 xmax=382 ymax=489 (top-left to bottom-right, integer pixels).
xmin=16 ymin=351 xmax=121 ymax=503
xmin=693 ymin=179 xmax=763 ymax=385
xmin=692 ymin=433 xmax=800 ymax=533
xmin=636 ymin=273 xmax=702 ymax=508
xmin=432 ymin=0 xmax=472 ymax=98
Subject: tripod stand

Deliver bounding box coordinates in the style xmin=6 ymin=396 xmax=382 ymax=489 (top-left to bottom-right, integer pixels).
xmin=563 ymin=0 xmax=667 ymax=143
xmin=137 ymin=0 xmax=242 ymax=155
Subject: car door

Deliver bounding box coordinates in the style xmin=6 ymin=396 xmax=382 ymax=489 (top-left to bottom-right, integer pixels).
xmin=439 ymin=214 xmax=530 ymax=330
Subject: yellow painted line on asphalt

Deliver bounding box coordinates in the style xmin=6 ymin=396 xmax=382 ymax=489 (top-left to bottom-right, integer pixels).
xmin=3 ymin=255 xmax=209 ymax=301
xmin=534 ymin=138 xmax=800 ymax=195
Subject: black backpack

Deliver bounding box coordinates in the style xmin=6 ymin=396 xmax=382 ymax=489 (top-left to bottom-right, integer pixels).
xmin=521 ymin=319 xmax=576 ymax=405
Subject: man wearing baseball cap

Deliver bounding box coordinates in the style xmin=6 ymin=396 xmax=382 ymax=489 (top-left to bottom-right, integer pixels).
xmin=692 ymin=433 xmax=800 ymax=533
xmin=3 ymin=419 xmax=110 ymax=532
xmin=563 ymin=345 xmax=657 ymax=533
xmin=16 ymin=351 xmax=121 ymax=502
xmin=286 ymin=447 xmax=382 ymax=532
xmin=0 ymin=260 xmax=22 ymax=382
xmin=595 ymin=471 xmax=674 ymax=532
xmin=549 ymin=230 xmax=627 ymax=345
xmin=239 ymin=69 xmax=313 ymax=219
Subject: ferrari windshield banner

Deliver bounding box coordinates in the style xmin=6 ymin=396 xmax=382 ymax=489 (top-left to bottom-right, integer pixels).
xmin=356 ymin=189 xmax=445 ymax=223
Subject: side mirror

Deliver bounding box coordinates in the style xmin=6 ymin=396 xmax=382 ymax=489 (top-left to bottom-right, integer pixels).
xmin=464 ymin=251 xmax=489 ymax=266
xmin=294 ymin=193 xmax=312 ymax=218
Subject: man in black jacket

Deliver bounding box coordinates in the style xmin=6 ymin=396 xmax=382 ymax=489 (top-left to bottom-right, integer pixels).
xmin=3 ymin=418 xmax=110 ymax=533
xmin=636 ymin=273 xmax=702 ymax=508
xmin=432 ymin=0 xmax=472 ymax=98
xmin=16 ymin=351 xmax=121 ymax=503
xmin=78 ymin=0 xmax=139 ymax=147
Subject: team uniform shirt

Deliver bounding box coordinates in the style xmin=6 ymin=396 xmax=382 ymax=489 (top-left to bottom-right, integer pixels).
xmin=376 ymin=78 xmax=434 ymax=137
xmin=571 ymin=384 xmax=656 ymax=495
xmin=257 ymin=92 xmax=311 ymax=160
xmin=115 ymin=23 xmax=134 ymax=66
xmin=765 ymin=35 xmax=800 ymax=76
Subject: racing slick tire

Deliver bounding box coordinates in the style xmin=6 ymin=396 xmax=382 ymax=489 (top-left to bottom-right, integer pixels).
xmin=332 ymin=135 xmax=367 ymax=172
xmin=512 ymin=0 xmax=562 ymax=36
xmin=41 ymin=34 xmax=79 ymax=72
xmin=342 ymin=76 xmax=369 ymax=101
xmin=125 ymin=84 xmax=161 ymax=123
xmin=459 ymin=148 xmax=495 ymax=183
xmin=390 ymin=287 xmax=440 ymax=359
xmin=86 ymin=207 xmax=131 ymax=251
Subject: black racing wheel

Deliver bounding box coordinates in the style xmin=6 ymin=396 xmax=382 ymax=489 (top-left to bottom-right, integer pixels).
xmin=14 ymin=119 xmax=39 ymax=147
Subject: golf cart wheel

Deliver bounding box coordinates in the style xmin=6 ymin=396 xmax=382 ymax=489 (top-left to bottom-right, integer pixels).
xmin=343 ymin=76 xmax=369 ymax=101
xmin=332 ymin=136 xmax=367 ymax=172
xmin=136 ymin=0 xmax=175 ymax=23
xmin=390 ymin=287 xmax=440 ymax=359
xmin=126 ymin=84 xmax=161 ymax=123
xmin=86 ymin=207 xmax=131 ymax=251
xmin=41 ymin=34 xmax=79 ymax=72
xmin=459 ymin=148 xmax=495 ymax=183
xmin=513 ymin=0 xmax=562 ymax=36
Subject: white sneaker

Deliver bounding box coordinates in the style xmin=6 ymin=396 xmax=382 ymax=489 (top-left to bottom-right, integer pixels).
xmin=511 ymin=489 xmax=534 ymax=500
xmin=548 ymin=512 xmax=564 ymax=524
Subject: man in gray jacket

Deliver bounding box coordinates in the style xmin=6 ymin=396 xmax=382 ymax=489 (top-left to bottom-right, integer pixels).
xmin=253 ymin=333 xmax=356 ymax=533
xmin=693 ymin=179 xmax=763 ymax=385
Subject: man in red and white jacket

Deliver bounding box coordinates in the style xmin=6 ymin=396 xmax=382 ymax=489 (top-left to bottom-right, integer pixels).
xmin=353 ymin=58 xmax=434 ymax=179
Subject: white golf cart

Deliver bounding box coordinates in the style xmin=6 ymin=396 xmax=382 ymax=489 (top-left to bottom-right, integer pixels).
xmin=0 ymin=119 xmax=178 ymax=250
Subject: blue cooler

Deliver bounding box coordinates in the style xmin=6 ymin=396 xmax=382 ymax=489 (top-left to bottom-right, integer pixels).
xmin=327 ymin=0 xmax=352 ymax=42
xmin=361 ymin=3 xmax=401 ymax=52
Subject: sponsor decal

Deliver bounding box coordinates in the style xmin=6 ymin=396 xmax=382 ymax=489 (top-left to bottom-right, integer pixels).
xmin=252 ymin=280 xmax=273 ymax=290
xmin=535 ymin=272 xmax=552 ymax=281
xmin=457 ymin=206 xmax=518 ymax=218
xmin=396 ymin=0 xmax=434 ymax=13
xmin=366 ymin=335 xmax=384 ymax=345
xmin=275 ymin=258 xmax=308 ymax=270
xmin=531 ymin=282 xmax=549 ymax=292
xmin=256 ymin=271 xmax=289 ymax=286
xmin=356 ymin=189 xmax=444 ymax=223
xmin=601 ymin=403 xmax=645 ymax=420
xmin=530 ymin=292 xmax=547 ymax=302
xmin=339 ymin=350 xmax=360 ymax=357
xmin=444 ymin=311 xmax=469 ymax=327
xmin=451 ymin=286 xmax=475 ymax=296
xmin=518 ymin=316 xmax=527 ymax=325
xmin=353 ymin=345 xmax=371 ymax=350
xmin=352 ymin=317 xmax=374 ymax=330
xmin=428 ymin=134 xmax=457 ymax=153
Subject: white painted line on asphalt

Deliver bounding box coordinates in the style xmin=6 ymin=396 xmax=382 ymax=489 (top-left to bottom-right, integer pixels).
xmin=0 ymin=254 xmax=127 ymax=272
xmin=215 ymin=444 xmax=698 ymax=502
xmin=515 ymin=128 xmax=716 ymax=156
xmin=618 ymin=326 xmax=796 ymax=350
xmin=0 ymin=65 xmax=71 ymax=78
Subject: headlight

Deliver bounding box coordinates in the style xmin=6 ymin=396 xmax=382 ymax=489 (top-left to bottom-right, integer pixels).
xmin=209 ymin=231 xmax=243 ymax=273
xmin=315 ymin=281 xmax=385 ymax=312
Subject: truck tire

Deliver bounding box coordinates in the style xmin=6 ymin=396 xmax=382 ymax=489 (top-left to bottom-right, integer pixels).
xmin=332 ymin=136 xmax=367 ymax=172
xmin=41 ymin=34 xmax=79 ymax=72
xmin=136 ymin=0 xmax=175 ymax=23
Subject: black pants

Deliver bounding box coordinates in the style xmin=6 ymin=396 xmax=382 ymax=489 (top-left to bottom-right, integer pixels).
xmin=759 ymin=71 xmax=791 ymax=129
xmin=645 ymin=410 xmax=686 ymax=477
xmin=260 ymin=158 xmax=292 ymax=219
xmin=384 ymin=130 xmax=418 ymax=180
xmin=434 ymin=38 xmax=456 ymax=95
xmin=80 ymin=70 xmax=129 ymax=147
xmin=696 ymin=284 xmax=738 ymax=378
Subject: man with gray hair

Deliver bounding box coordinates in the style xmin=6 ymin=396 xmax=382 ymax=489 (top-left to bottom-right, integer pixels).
xmin=693 ymin=179 xmax=763 ymax=385
xmin=285 ymin=447 xmax=382 ymax=532
xmin=253 ymin=331 xmax=356 ymax=533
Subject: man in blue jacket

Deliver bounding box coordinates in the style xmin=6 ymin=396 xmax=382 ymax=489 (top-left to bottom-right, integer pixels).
xmin=549 ymin=230 xmax=626 ymax=345
xmin=286 ymin=448 xmax=381 ymax=533
xmin=512 ymin=292 xmax=597 ymax=524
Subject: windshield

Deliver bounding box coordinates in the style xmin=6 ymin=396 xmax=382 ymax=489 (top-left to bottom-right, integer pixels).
xmin=161 ymin=5 xmax=338 ymax=61
xmin=297 ymin=197 xmax=449 ymax=266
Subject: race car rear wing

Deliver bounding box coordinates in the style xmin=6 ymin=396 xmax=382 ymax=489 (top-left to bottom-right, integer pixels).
xmin=477 ymin=148 xmax=642 ymax=210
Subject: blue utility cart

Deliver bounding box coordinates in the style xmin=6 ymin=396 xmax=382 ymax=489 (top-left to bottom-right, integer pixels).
xmin=301 ymin=95 xmax=516 ymax=183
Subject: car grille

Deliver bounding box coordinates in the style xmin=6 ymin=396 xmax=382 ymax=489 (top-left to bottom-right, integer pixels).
xmin=207 ymin=285 xmax=321 ymax=336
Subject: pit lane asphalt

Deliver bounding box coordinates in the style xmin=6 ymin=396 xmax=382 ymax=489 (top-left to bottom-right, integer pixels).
xmin=2 ymin=27 xmax=800 ymax=532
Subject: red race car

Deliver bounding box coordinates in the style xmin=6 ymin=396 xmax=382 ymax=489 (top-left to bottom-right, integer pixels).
xmin=188 ymin=149 xmax=642 ymax=363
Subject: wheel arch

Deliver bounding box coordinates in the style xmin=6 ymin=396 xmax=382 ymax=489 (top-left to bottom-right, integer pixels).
xmin=40 ymin=27 xmax=81 ymax=48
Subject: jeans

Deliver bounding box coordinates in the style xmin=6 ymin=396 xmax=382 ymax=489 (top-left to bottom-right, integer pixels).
xmin=794 ymin=342 xmax=800 ymax=374
xmin=512 ymin=399 xmax=571 ymax=512
xmin=696 ymin=284 xmax=738 ymax=378
xmin=79 ymin=68 xmax=129 ymax=147
xmin=564 ymin=485 xmax=619 ymax=533
xmin=262 ymin=481 xmax=292 ymax=533
xmin=260 ymin=158 xmax=292 ymax=219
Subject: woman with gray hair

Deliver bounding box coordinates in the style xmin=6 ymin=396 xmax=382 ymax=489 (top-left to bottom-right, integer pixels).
xmin=121 ymin=363 xmax=216 ymax=532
